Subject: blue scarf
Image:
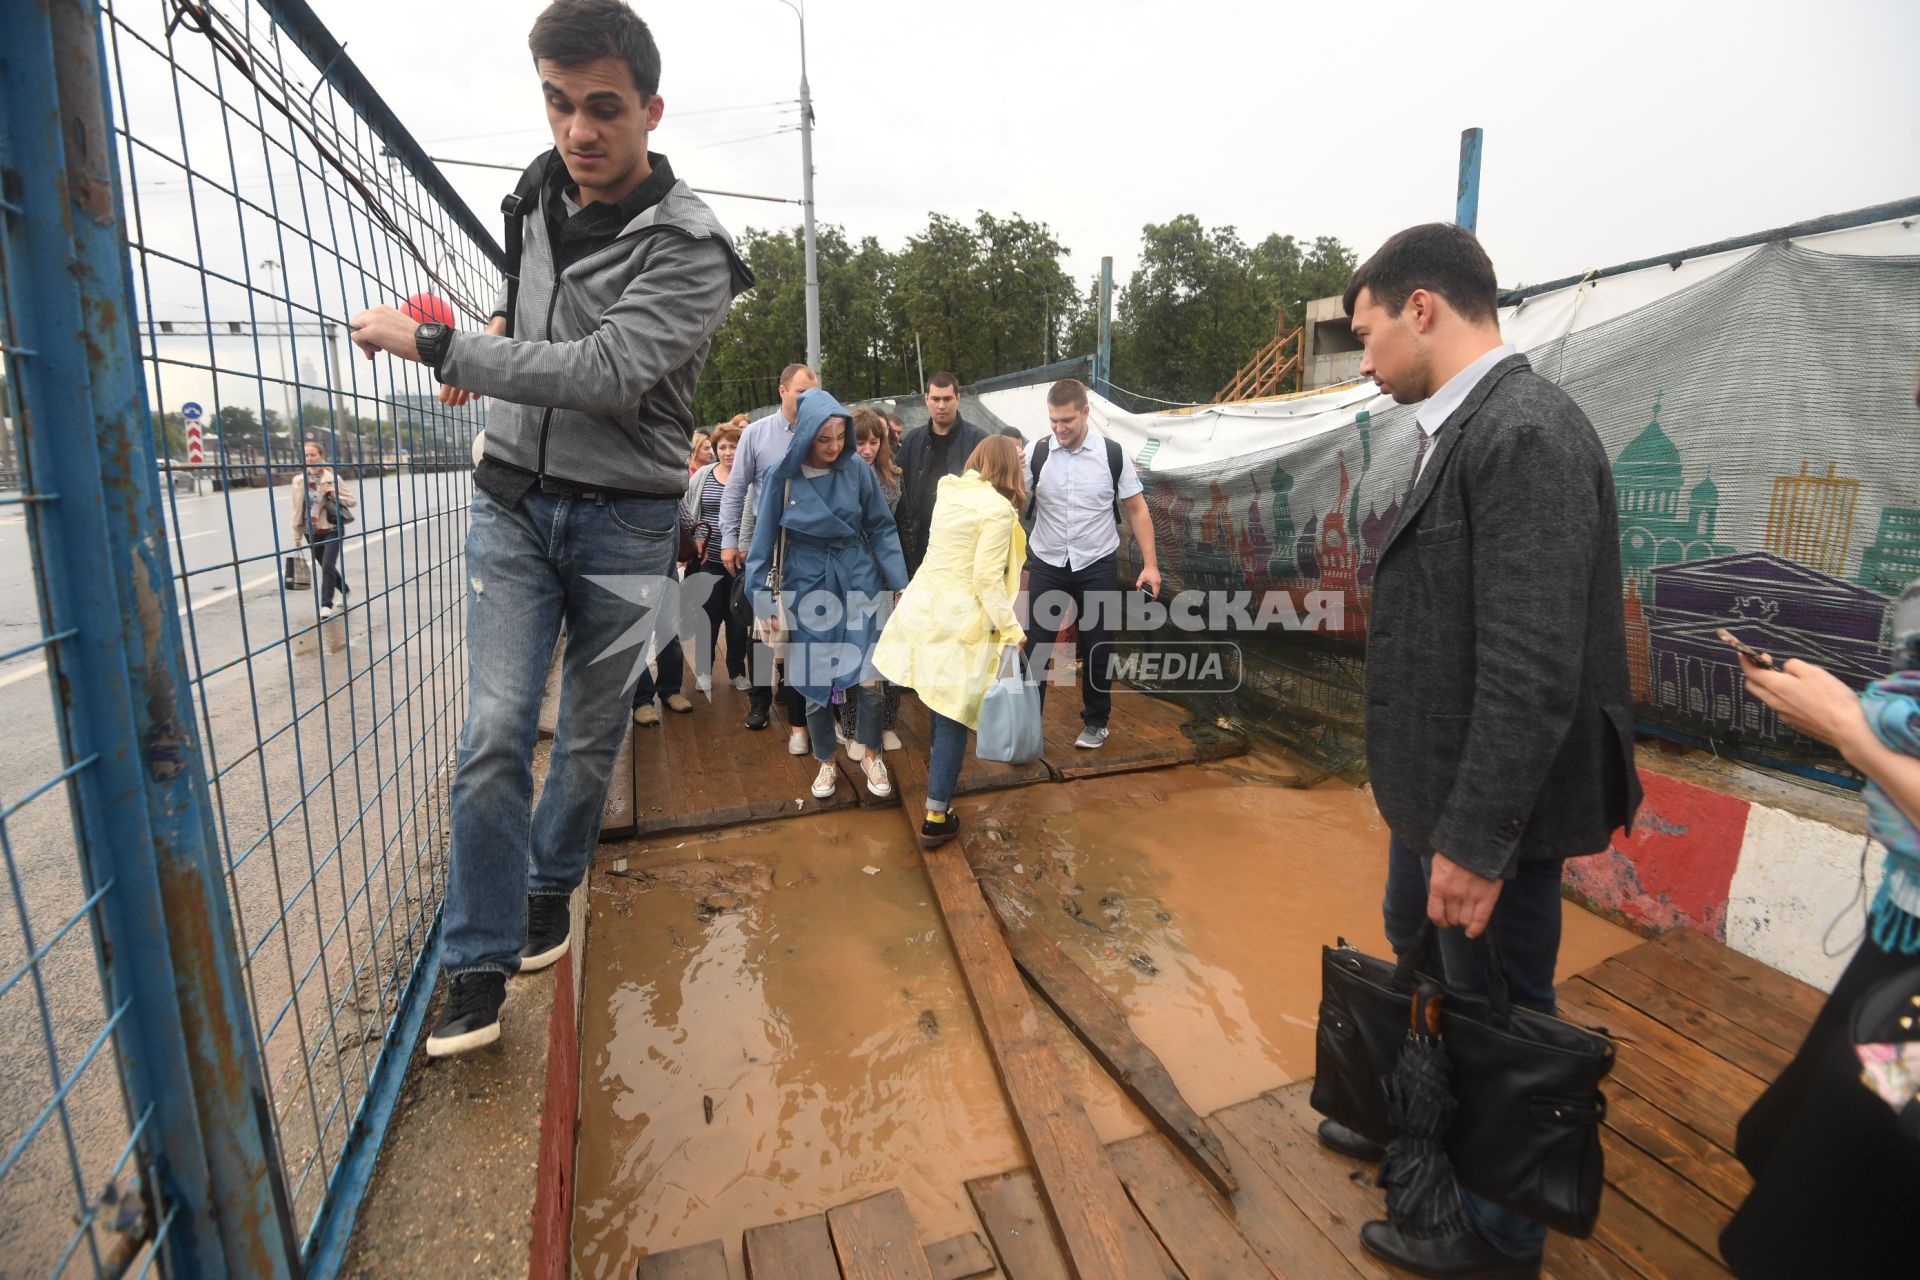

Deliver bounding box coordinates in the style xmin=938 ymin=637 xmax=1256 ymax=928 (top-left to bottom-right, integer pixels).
xmin=1863 ymin=670 xmax=1920 ymax=954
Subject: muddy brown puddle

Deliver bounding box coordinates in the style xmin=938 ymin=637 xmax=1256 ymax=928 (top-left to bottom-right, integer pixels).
xmin=572 ymin=758 xmax=1639 ymax=1278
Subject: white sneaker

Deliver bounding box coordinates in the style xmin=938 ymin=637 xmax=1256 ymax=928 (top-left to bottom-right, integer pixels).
xmin=695 ymin=672 xmax=712 ymax=693
xmin=834 ymin=722 xmax=850 ymax=746
xmin=810 ymin=762 xmax=838 ymax=799
xmin=848 ymin=741 xmax=866 ymax=762
xmin=860 ymin=753 xmax=892 ymax=798
xmin=731 ymin=675 xmax=751 ymax=692
xmin=1074 ymin=725 xmax=1110 ymax=750
xmin=882 ymin=730 xmax=903 ymax=752
xmin=788 ymin=727 xmax=810 ymax=756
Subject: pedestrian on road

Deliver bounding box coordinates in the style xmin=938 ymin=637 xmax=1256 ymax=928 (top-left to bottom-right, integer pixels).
xmin=1329 ymin=222 xmax=1642 ymax=1278
xmin=719 ymin=362 xmax=816 ymax=745
xmin=1021 ymin=377 xmax=1159 ymax=751
xmin=350 ymin=0 xmax=753 ymax=1058
xmin=291 ymin=440 xmax=356 ymax=618
xmin=894 ymin=372 xmax=987 ymax=575
xmin=744 ymin=389 xmax=908 ymax=803
xmin=873 ymin=435 xmax=1028 ymax=848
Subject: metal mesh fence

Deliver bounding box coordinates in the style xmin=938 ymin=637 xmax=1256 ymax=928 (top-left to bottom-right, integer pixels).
xmin=3 ymin=0 xmax=501 ymax=1271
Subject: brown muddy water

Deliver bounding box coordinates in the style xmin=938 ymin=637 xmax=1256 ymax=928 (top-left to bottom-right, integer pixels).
xmin=571 ymin=759 xmax=1639 ymax=1278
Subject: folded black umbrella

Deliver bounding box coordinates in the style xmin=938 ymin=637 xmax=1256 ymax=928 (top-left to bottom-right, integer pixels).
xmin=1378 ymin=980 xmax=1472 ymax=1238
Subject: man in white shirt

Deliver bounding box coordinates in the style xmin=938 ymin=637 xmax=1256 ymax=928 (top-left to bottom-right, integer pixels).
xmin=1022 ymin=378 xmax=1161 ymax=749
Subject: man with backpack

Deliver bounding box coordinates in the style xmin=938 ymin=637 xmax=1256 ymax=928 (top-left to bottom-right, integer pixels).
xmin=1022 ymin=378 xmax=1160 ymax=749
xmin=349 ymin=0 xmax=752 ymax=1058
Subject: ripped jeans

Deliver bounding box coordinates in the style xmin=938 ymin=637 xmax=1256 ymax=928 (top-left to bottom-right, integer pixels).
xmin=442 ymin=485 xmax=678 ymax=976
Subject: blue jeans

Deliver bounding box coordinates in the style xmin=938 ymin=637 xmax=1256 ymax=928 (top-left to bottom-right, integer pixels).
xmin=926 ymin=709 xmax=969 ymax=810
xmin=1382 ymin=832 xmax=1565 ymax=1258
xmin=803 ymin=685 xmax=882 ymax=763
xmin=443 ymin=486 xmax=678 ymax=976
xmin=633 ymin=634 xmax=684 ymax=703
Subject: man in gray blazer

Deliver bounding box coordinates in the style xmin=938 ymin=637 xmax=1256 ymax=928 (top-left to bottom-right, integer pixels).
xmin=1323 ymin=223 xmax=1641 ymax=1278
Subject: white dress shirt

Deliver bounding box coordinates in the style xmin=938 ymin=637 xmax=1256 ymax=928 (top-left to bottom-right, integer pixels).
xmin=1412 ymin=343 xmax=1515 ymax=480
xmin=1025 ymin=425 xmax=1144 ymax=571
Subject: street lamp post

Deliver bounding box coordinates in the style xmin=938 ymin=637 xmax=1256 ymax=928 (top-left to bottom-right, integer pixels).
xmin=773 ymin=0 xmax=820 ymax=375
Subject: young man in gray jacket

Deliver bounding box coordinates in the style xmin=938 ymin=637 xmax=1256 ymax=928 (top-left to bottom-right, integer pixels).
xmin=350 ymin=0 xmax=751 ymax=1057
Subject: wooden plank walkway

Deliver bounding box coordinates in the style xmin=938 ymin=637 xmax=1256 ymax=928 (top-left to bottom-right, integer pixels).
xmin=573 ymin=658 xmax=1241 ymax=837
xmin=639 ymin=929 xmax=1818 ymax=1279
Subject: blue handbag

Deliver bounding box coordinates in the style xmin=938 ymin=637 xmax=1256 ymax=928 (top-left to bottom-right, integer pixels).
xmin=976 ymin=645 xmax=1043 ymax=764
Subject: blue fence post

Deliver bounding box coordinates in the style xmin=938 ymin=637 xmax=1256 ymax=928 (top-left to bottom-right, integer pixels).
xmin=1456 ymin=126 xmax=1484 ymax=235
xmin=0 ymin=1 xmax=299 ymax=1273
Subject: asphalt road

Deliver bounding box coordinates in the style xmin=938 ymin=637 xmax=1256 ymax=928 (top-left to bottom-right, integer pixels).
xmin=0 ymin=468 xmax=475 ymax=1271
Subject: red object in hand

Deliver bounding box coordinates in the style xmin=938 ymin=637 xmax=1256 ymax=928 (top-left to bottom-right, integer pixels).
xmin=404 ymin=293 xmax=456 ymax=327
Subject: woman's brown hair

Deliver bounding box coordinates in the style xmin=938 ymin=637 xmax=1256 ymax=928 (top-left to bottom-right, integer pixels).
xmin=709 ymin=423 xmax=743 ymax=449
xmin=852 ymin=407 xmax=900 ymax=484
xmin=965 ymin=435 xmax=1026 ymax=510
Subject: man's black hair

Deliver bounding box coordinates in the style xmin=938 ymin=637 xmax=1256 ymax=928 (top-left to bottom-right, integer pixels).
xmin=529 ymin=0 xmax=661 ymax=100
xmin=1343 ymin=222 xmax=1497 ymax=324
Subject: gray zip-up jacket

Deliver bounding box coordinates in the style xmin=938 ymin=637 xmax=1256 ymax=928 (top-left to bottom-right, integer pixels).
xmin=438 ymin=174 xmax=753 ymax=496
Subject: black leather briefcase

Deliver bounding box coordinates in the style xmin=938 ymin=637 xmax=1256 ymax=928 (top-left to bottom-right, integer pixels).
xmin=1311 ymin=922 xmax=1615 ymax=1237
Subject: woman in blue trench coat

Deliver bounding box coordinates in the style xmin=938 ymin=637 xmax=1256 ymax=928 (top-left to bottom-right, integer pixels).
xmin=745 ymin=388 xmax=909 ymax=801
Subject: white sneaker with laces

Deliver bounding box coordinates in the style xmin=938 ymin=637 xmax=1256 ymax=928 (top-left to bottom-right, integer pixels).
xmin=882 ymin=730 xmax=903 ymax=752
xmin=788 ymin=727 xmax=810 ymax=756
xmin=810 ymin=762 xmax=838 ymax=799
xmin=860 ymin=753 xmax=892 ymax=798
xmin=1074 ymin=725 xmax=1110 ymax=750
xmin=731 ymin=675 xmax=752 ymax=692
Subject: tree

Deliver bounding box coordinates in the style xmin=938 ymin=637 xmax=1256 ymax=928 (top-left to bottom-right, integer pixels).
xmin=1116 ymin=216 xmax=1271 ymax=405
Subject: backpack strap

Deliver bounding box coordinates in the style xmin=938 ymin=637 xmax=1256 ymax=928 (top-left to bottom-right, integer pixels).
xmin=498 ymin=153 xmax=550 ymax=338
xmin=1025 ymin=437 xmax=1051 ymax=520
xmin=1105 ymin=435 xmax=1124 ymax=510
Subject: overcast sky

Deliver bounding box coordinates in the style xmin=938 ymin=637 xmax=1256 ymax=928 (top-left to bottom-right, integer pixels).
xmin=320 ymin=0 xmax=1920 ymax=293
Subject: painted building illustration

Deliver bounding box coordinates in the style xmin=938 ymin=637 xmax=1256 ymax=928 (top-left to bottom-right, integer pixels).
xmin=1615 ymin=399 xmax=1734 ymax=582
xmin=1857 ymin=506 xmax=1920 ymax=596
xmin=1647 ymin=551 xmax=1891 ymax=743
xmin=1764 ymin=459 xmax=1861 ymax=578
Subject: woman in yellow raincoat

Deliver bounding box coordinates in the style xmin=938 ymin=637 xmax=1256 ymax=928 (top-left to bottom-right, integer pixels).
xmin=873 ymin=435 xmax=1028 ymax=848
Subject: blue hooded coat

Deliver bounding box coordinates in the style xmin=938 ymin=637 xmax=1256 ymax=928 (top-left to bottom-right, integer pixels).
xmin=744 ymin=389 xmax=910 ymax=706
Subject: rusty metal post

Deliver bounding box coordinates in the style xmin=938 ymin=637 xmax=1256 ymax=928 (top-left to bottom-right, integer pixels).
xmin=0 ymin=1 xmax=299 ymax=1273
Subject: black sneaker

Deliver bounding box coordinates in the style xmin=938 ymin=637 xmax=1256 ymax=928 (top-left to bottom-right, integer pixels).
xmin=744 ymin=700 xmax=771 ymax=730
xmin=918 ymin=807 xmax=959 ymax=850
xmin=519 ymin=893 xmax=571 ymax=972
xmin=425 ymin=971 xmax=506 ymax=1058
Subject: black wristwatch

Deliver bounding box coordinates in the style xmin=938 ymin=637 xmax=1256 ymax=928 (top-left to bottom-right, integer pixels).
xmin=415 ymin=321 xmax=452 ymax=369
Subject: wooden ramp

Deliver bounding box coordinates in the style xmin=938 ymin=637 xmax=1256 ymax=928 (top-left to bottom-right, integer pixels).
xmin=636 ymin=929 xmax=1818 ymax=1279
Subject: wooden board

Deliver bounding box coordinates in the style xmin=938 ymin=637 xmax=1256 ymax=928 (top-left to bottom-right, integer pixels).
xmin=1616 ymin=935 xmax=1816 ymax=1055
xmin=966 ymin=1171 xmax=1072 ymax=1280
xmin=633 ymin=1238 xmax=728 ymax=1279
xmin=1207 ymin=1118 xmax=1374 ymax=1278
xmin=1602 ymin=1085 xmax=1752 ymax=1211
xmin=744 ymin=1213 xmax=841 ymax=1280
xmin=924 ymin=1231 xmax=997 ymax=1280
xmin=1598 ymin=1124 xmax=1734 ymax=1263
xmin=1217 ymin=1088 xmax=1392 ymax=1279
xmin=975 ymin=873 xmax=1238 ymax=1197
xmin=1039 ymin=685 xmax=1204 ymax=782
xmin=601 ymin=723 xmax=636 ymax=839
xmin=1581 ymin=956 xmax=1794 ymax=1082
xmin=1588 ymin=1182 xmax=1731 ymax=1280
xmin=1108 ymin=1134 xmax=1278 ymax=1279
xmin=891 ymin=693 xmax=1052 ymax=798
xmin=900 ymin=761 xmax=1169 ymax=1280
xmin=1653 ymin=928 xmax=1824 ymax=1031
xmin=618 ymin=663 xmax=861 ymax=840
xmin=827 ymin=1189 xmax=936 ymax=1280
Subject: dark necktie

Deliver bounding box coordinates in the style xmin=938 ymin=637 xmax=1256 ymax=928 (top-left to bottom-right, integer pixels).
xmin=1407 ymin=430 xmax=1432 ymax=499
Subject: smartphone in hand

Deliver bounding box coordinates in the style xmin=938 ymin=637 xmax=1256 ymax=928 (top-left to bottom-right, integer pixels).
xmin=1716 ymin=628 xmax=1777 ymax=671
